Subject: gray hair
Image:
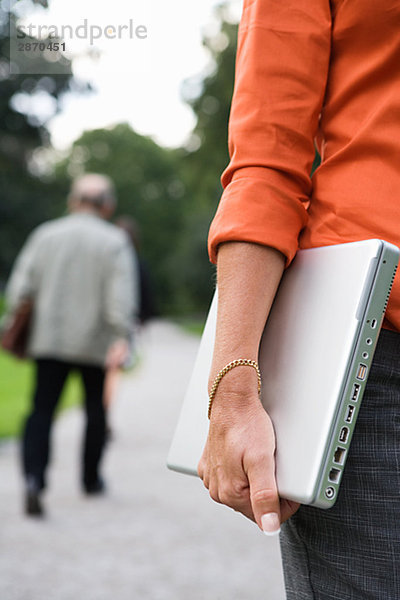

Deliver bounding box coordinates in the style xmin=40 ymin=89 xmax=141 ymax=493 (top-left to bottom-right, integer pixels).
xmin=69 ymin=173 xmax=117 ymax=209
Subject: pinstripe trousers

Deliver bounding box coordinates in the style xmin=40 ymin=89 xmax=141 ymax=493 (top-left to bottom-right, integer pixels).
xmin=280 ymin=328 xmax=400 ymax=599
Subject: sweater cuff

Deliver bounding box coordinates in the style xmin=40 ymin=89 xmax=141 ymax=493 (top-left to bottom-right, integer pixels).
xmin=208 ymin=168 xmax=309 ymax=267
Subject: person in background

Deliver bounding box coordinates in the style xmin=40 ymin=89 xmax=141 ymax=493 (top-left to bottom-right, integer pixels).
xmin=5 ymin=173 xmax=138 ymax=517
xmin=114 ymin=216 xmax=157 ymax=326
xmin=103 ymin=215 xmax=157 ymax=420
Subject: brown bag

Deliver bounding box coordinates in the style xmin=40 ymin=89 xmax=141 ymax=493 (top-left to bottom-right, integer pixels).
xmin=0 ymin=299 xmax=33 ymax=359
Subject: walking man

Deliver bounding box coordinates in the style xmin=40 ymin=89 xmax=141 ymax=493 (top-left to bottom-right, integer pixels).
xmin=5 ymin=174 xmax=137 ymax=516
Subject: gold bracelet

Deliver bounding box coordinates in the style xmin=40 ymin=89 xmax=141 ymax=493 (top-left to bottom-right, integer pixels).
xmin=208 ymin=359 xmax=261 ymax=419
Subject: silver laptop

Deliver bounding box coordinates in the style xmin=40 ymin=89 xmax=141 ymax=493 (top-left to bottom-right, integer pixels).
xmin=167 ymin=239 xmax=399 ymax=508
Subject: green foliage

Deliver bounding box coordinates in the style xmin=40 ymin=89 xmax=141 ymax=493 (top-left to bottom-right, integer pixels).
xmin=0 ymin=1 xmax=87 ymax=288
xmin=185 ymin=12 xmax=237 ymax=185
xmin=169 ymin=10 xmax=238 ymax=314
xmin=311 ymin=149 xmax=321 ymax=177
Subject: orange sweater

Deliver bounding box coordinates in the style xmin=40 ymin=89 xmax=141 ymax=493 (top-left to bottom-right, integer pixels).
xmin=208 ymin=0 xmax=400 ymax=331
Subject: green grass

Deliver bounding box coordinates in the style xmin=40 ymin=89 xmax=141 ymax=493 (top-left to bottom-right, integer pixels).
xmin=0 ymin=351 xmax=81 ymax=439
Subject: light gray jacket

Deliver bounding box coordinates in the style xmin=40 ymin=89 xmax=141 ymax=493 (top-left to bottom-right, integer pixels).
xmin=5 ymin=212 xmax=138 ymax=366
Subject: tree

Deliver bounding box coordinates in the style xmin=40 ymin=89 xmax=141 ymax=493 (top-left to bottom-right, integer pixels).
xmin=0 ymin=1 xmax=86 ymax=286
xmin=171 ymin=5 xmax=238 ymax=314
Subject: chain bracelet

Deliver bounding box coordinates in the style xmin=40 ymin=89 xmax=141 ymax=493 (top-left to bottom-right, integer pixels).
xmin=207 ymin=359 xmax=261 ymax=419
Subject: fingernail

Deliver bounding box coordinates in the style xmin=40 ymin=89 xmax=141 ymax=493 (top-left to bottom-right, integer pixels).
xmin=261 ymin=513 xmax=281 ymax=536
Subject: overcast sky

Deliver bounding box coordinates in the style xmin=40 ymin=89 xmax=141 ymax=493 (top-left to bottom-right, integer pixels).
xmin=17 ymin=0 xmax=241 ymax=150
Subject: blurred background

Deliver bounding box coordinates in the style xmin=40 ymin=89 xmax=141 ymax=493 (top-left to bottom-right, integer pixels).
xmin=0 ymin=0 xmax=242 ymax=436
xmin=1 ymin=0 xmax=241 ymax=318
xmin=0 ymin=1 xmax=286 ymax=598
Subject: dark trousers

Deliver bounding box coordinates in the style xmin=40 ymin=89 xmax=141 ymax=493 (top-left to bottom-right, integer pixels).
xmin=280 ymin=328 xmax=400 ymax=599
xmin=23 ymin=358 xmax=106 ymax=491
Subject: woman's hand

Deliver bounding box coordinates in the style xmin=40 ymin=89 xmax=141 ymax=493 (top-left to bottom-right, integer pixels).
xmin=199 ymin=242 xmax=298 ymax=532
xmin=198 ymin=370 xmax=299 ymax=533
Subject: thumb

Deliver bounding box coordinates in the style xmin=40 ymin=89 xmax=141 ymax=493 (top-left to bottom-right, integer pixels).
xmin=247 ymin=458 xmax=281 ymax=536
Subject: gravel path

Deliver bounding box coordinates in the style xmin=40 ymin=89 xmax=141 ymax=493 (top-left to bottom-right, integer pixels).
xmin=0 ymin=320 xmax=286 ymax=600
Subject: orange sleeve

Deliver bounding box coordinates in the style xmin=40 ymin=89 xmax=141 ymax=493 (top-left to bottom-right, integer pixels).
xmin=208 ymin=0 xmax=332 ymax=266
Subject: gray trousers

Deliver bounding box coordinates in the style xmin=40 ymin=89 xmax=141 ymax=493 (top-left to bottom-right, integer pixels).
xmin=280 ymin=328 xmax=400 ymax=599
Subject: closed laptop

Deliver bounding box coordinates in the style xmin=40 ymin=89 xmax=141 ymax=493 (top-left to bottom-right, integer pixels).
xmin=168 ymin=240 xmax=399 ymax=508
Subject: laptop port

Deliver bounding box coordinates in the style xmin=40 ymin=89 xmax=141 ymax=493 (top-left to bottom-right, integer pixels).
xmin=325 ymin=486 xmax=336 ymax=500
xmin=351 ymin=383 xmax=361 ymax=402
xmin=345 ymin=405 xmax=355 ymax=423
xmin=339 ymin=426 xmax=349 ymax=444
xmin=334 ymin=447 xmax=346 ymax=465
xmin=329 ymin=468 xmax=341 ymax=483
xmin=371 ymin=319 xmax=377 ymax=329
xmin=356 ymin=364 xmax=368 ymax=381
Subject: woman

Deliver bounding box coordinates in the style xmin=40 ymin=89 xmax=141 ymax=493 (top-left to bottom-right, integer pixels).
xmin=198 ymin=1 xmax=400 ymax=597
